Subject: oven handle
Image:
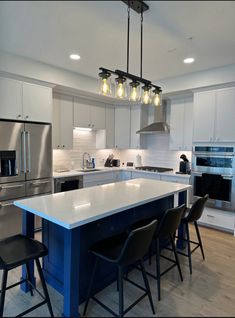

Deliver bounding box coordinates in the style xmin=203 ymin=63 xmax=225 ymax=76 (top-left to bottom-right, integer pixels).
xmin=191 ymin=171 xmax=234 ymax=180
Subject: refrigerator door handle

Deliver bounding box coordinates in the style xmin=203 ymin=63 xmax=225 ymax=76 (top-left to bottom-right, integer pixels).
xmin=26 ymin=131 xmax=31 ymax=173
xmin=21 ymin=131 xmax=27 ymax=173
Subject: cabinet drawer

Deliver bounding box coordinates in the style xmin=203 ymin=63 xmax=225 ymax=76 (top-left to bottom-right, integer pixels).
xmin=83 ymin=172 xmax=114 ymax=183
xmin=199 ymin=208 xmax=234 ymax=231
xmin=0 ymin=182 xmax=25 ymax=201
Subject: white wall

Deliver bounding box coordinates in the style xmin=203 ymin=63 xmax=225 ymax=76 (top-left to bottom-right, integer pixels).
xmin=158 ymin=63 xmax=235 ymax=95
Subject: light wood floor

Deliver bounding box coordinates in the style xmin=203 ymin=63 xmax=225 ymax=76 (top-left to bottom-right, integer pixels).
xmin=1 ymin=225 xmax=235 ymax=317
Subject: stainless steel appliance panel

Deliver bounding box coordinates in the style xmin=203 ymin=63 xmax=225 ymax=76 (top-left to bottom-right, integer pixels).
xmin=0 ymin=121 xmax=25 ymax=183
xmin=26 ymin=178 xmax=52 ymax=196
xmin=0 ymin=200 xmax=22 ymax=239
xmin=54 ymin=175 xmax=83 ymax=193
xmin=25 ymin=123 xmax=52 ymax=180
xmin=0 ymin=181 xmax=25 ymax=201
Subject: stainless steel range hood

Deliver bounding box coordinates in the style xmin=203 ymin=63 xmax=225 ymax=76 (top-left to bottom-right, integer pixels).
xmin=136 ymin=102 xmax=170 ymax=134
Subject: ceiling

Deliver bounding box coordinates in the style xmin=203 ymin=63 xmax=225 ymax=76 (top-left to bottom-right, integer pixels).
xmin=0 ymin=1 xmax=235 ymax=82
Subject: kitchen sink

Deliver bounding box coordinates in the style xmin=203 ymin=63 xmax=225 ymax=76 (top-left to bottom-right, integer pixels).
xmin=75 ymin=169 xmax=102 ymax=172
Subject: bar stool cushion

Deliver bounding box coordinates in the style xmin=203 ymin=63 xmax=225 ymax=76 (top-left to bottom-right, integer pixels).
xmin=0 ymin=234 xmax=48 ymax=270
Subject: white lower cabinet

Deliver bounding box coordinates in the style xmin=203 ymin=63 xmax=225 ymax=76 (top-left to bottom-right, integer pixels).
xmin=199 ymin=207 xmax=235 ymax=233
xmin=131 ymin=171 xmax=161 ymax=180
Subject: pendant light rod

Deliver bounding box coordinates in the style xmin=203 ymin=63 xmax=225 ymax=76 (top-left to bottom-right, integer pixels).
xmin=127 ymin=3 xmax=130 ymax=73
xmin=140 ymin=8 xmax=143 ymax=78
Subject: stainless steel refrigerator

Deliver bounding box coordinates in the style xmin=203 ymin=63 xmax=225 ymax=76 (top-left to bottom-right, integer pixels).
xmin=0 ymin=120 xmax=52 ymax=238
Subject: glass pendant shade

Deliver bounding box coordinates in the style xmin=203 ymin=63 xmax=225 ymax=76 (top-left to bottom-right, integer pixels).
xmin=141 ymin=85 xmax=152 ymax=105
xmin=115 ymin=77 xmax=127 ymax=99
xmin=129 ymin=82 xmax=140 ymax=102
xmin=153 ymin=90 xmax=162 ymax=107
xmin=98 ymin=74 xmax=112 ymax=96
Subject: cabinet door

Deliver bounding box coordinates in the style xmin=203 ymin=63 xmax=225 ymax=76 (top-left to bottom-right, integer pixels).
xmin=0 ymin=77 xmax=22 ymax=120
xmin=115 ymin=105 xmax=130 ymax=149
xmin=193 ymin=91 xmax=216 ymax=142
xmin=130 ymin=105 xmax=146 ymax=149
xmin=216 ymin=87 xmax=235 ymax=142
xmin=74 ymin=97 xmax=91 ymax=128
xmin=52 ymin=94 xmax=73 ymax=149
xmin=91 ymin=104 xmax=105 ymax=129
xmin=105 ymin=105 xmax=115 ymax=148
xmin=52 ymin=94 xmax=61 ymax=149
xmin=60 ymin=95 xmax=73 ymax=149
xmin=22 ymin=82 xmax=52 ymax=123
xmin=183 ymin=98 xmax=193 ymax=150
xmin=169 ymin=100 xmax=184 ymax=150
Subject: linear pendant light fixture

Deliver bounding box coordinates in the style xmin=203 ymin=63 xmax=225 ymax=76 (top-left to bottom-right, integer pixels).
xmin=98 ymin=0 xmax=162 ymax=106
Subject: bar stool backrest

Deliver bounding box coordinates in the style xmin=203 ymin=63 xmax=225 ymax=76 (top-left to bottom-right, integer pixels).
xmin=117 ymin=219 xmax=157 ymax=267
xmin=156 ymin=204 xmax=186 ymax=239
xmin=186 ymin=194 xmax=209 ymax=223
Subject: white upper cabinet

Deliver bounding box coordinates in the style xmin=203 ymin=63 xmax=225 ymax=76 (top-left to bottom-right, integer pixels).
xmin=74 ymin=97 xmax=105 ymax=129
xmin=52 ymin=93 xmax=73 ymax=149
xmin=0 ymin=77 xmax=52 ymax=123
xmin=96 ymin=105 xmax=115 ymax=149
xmin=0 ymin=77 xmax=22 ymax=120
xmin=22 ymin=82 xmax=52 ymax=123
xmin=170 ymin=96 xmax=193 ymax=150
xmin=115 ymin=104 xmax=130 ymax=149
xmin=193 ymin=87 xmax=235 ymax=142
xmin=193 ymin=90 xmax=216 ymax=142
xmin=215 ymin=87 xmax=235 ymax=142
xmin=130 ymin=104 xmax=147 ymax=149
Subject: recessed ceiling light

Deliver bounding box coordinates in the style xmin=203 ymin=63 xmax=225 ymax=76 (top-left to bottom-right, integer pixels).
xmin=183 ymin=57 xmax=195 ymax=64
xmin=70 ymin=54 xmax=80 ymax=60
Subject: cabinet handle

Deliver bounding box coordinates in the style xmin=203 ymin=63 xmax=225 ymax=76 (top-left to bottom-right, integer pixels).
xmin=25 ymin=115 xmax=29 ymax=119
xmin=17 ymin=114 xmax=21 ymax=118
xmin=207 ymin=214 xmax=215 ymax=218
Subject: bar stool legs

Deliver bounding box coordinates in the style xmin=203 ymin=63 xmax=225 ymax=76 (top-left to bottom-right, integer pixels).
xmin=139 ymin=260 xmax=155 ymax=314
xmin=0 ymin=270 xmax=8 ymax=317
xmin=194 ymin=221 xmax=205 ymax=260
xmin=35 ymin=259 xmax=54 ymax=317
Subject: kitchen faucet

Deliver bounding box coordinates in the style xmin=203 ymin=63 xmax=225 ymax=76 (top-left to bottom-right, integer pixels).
xmin=82 ymin=152 xmax=93 ymax=169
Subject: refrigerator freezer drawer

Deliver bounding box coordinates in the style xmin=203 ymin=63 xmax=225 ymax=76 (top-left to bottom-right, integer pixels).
xmin=26 ymin=178 xmax=52 ymax=196
xmin=0 ymin=200 xmax=22 ymax=239
xmin=0 ymin=182 xmax=25 ymax=201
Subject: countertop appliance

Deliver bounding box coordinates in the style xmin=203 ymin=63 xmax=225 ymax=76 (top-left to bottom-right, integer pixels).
xmin=54 ymin=175 xmax=83 ymax=193
xmin=177 ymin=154 xmax=190 ymax=174
xmin=135 ymin=166 xmax=173 ymax=173
xmin=0 ymin=120 xmax=52 ymax=238
xmin=191 ymin=145 xmax=235 ymax=211
xmin=104 ymin=154 xmax=120 ymax=167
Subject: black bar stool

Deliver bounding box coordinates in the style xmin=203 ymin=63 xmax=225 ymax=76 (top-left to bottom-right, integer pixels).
xmin=127 ymin=204 xmax=186 ymax=301
xmin=0 ymin=234 xmax=54 ymax=317
xmin=175 ymin=194 xmax=209 ymax=274
xmin=83 ymin=220 xmax=157 ymax=317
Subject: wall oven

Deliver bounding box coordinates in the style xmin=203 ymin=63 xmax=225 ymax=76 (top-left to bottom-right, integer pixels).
xmin=191 ymin=146 xmax=235 ymax=211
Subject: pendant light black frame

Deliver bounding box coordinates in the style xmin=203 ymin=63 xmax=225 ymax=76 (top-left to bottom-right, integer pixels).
xmin=99 ymin=0 xmax=162 ymax=99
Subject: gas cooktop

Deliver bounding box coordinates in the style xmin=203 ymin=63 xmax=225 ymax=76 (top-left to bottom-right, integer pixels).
xmin=135 ymin=166 xmax=173 ymax=173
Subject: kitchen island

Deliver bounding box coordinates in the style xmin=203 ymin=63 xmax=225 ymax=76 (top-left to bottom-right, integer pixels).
xmin=14 ymin=178 xmax=191 ymax=317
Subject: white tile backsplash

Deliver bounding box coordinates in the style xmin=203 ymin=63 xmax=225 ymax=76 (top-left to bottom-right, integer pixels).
xmin=53 ymin=130 xmax=192 ymax=172
xmin=53 ymin=130 xmax=120 ymax=170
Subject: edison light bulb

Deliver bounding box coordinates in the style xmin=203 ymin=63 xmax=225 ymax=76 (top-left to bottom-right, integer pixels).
xmin=129 ymin=82 xmax=140 ymax=102
xmin=115 ymin=77 xmax=126 ymax=99
xmin=153 ymin=93 xmax=160 ymax=106
xmin=117 ymin=82 xmax=124 ymax=98
xmin=98 ymin=71 xmax=111 ymax=96
xmin=142 ymin=89 xmax=151 ymax=104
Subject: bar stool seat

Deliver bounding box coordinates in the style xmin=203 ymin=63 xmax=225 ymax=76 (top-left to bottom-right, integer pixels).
xmin=0 ymin=234 xmax=47 ymax=270
xmin=0 ymin=234 xmax=54 ymax=317
xmin=83 ymin=220 xmax=157 ymax=317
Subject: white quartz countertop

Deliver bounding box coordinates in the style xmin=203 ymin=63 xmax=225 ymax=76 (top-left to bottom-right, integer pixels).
xmin=14 ymin=178 xmax=191 ymax=230
xmin=53 ymin=167 xmax=191 ymax=180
